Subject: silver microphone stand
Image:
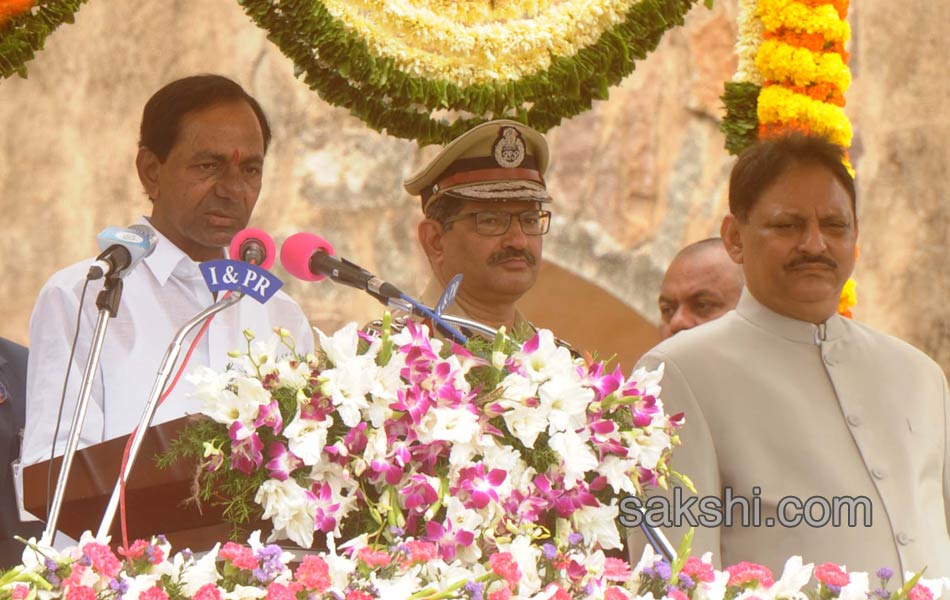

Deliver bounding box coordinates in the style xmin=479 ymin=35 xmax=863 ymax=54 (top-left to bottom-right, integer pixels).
xmin=42 ymin=277 xmax=124 ymax=545
xmin=96 ymin=292 xmax=245 ymax=539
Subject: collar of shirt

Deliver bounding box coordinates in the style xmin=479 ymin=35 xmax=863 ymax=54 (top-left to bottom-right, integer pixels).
xmin=137 ymin=216 xmax=225 ymax=285
xmin=735 ymin=287 xmax=846 ymax=345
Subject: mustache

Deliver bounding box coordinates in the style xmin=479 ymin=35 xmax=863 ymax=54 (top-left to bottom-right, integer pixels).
xmin=785 ymin=254 xmax=838 ymax=270
xmin=488 ymin=248 xmax=537 ymax=266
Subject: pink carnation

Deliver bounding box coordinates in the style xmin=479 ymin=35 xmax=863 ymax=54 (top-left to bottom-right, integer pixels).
xmin=669 ymin=589 xmax=689 ymax=600
xmin=404 ymin=540 xmax=438 ymax=564
xmin=12 ymin=585 xmax=30 ymax=600
xmin=66 ymin=586 xmax=96 ymax=600
xmin=266 ymin=582 xmax=301 ymax=600
xmin=815 ymin=563 xmax=850 ymax=588
xmin=547 ymin=586 xmax=571 ymax=600
xmin=220 ymin=542 xmax=258 ymax=570
xmin=605 ymin=587 xmax=630 ymax=600
xmin=345 ymin=592 xmax=374 ymax=600
xmin=726 ymin=561 xmax=774 ymax=588
xmin=120 ymin=539 xmax=150 ymax=560
xmin=488 ymin=587 xmax=512 ymax=600
xmin=357 ymin=547 xmax=391 ymax=567
xmin=140 ymin=586 xmax=170 ymax=600
xmin=603 ymin=557 xmax=632 ymax=581
xmin=682 ymin=557 xmax=716 ymax=583
xmin=490 ymin=552 xmax=522 ymax=589
xmin=82 ymin=542 xmax=122 ymax=578
xmin=62 ymin=564 xmax=87 ymax=588
xmin=909 ymin=585 xmax=934 ymax=600
xmin=193 ymin=583 xmax=223 ymax=600
xmin=295 ymin=555 xmax=331 ymax=592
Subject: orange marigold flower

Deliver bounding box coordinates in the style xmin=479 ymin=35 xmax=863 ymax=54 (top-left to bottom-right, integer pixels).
xmin=0 ymin=0 xmax=35 ymax=27
xmin=759 ymin=120 xmax=813 ymax=139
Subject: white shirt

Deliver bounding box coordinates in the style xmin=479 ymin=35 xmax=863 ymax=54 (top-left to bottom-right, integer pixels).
xmin=20 ymin=221 xmax=315 ymax=467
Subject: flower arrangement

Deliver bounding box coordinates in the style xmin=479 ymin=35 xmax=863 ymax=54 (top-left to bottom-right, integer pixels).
xmin=238 ymin=0 xmax=711 ymax=144
xmin=719 ymin=0 xmax=857 ymax=317
xmin=156 ymin=319 xmax=681 ymax=558
xmin=0 ymin=0 xmax=86 ymax=79
xmin=720 ymin=0 xmax=852 ymax=155
xmin=3 ymin=530 xmax=945 ymax=600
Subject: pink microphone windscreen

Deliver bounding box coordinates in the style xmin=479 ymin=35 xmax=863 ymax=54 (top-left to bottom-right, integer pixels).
xmin=229 ymin=227 xmax=276 ymax=270
xmin=280 ymin=232 xmax=335 ymax=282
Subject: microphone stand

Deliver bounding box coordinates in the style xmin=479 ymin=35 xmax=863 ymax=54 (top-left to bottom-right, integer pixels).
xmin=96 ymin=292 xmax=245 ymax=539
xmin=42 ymin=276 xmax=124 ymax=545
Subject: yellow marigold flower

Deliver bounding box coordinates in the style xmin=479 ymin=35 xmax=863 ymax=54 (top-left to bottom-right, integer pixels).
xmin=758 ymin=0 xmax=850 ymax=42
xmin=756 ymin=40 xmax=851 ymax=91
xmin=758 ymin=85 xmax=853 ymax=148
xmin=838 ymin=278 xmax=857 ymax=317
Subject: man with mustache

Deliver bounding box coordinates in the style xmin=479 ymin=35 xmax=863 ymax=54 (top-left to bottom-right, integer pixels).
xmin=20 ymin=75 xmax=314 ymax=476
xmin=630 ymin=133 xmax=950 ymax=577
xmin=403 ymin=120 xmax=552 ymax=338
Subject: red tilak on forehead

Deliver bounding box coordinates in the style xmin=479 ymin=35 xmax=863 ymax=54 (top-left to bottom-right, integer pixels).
xmin=230 ymin=150 xmax=241 ymax=166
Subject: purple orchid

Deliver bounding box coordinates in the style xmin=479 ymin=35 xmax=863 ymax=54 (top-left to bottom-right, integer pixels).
xmin=228 ymin=422 xmax=264 ymax=475
xmin=265 ymin=442 xmax=303 ymax=481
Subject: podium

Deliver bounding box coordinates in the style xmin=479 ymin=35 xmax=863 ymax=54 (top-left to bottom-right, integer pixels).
xmin=22 ymin=416 xmax=234 ymax=551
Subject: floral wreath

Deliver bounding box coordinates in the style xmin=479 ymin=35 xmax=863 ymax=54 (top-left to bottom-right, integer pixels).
xmin=238 ymin=0 xmax=711 ymax=145
xmin=0 ymin=0 xmax=86 ymax=79
xmin=0 ymin=0 xmax=712 ymax=145
xmin=719 ymin=0 xmax=857 ymax=317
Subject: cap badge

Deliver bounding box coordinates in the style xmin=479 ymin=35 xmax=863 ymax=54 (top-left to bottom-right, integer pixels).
xmin=492 ymin=126 xmax=526 ymax=168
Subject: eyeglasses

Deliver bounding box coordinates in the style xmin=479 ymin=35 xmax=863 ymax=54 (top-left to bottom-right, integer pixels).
xmin=443 ymin=209 xmax=552 ymax=236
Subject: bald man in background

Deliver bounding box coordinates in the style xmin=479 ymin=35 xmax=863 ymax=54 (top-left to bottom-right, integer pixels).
xmin=657 ymin=238 xmax=744 ymax=339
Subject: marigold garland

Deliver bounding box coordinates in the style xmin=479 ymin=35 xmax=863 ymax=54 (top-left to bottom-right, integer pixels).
xmin=0 ymin=0 xmax=86 ymax=79
xmin=720 ymin=0 xmax=857 ymax=316
xmin=239 ymin=0 xmax=710 ymax=145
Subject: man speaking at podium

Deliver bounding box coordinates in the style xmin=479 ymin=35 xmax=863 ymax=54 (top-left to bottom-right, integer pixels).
xmin=20 ymin=75 xmax=314 ymax=475
xmin=404 ymin=120 xmax=553 ymax=338
xmin=632 ymin=134 xmax=950 ymax=576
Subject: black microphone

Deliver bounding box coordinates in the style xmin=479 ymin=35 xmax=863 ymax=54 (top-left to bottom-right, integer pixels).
xmin=280 ymin=233 xmax=404 ymax=300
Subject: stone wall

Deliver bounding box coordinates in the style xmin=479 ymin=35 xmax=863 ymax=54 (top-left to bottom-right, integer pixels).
xmin=0 ymin=0 xmax=947 ymax=374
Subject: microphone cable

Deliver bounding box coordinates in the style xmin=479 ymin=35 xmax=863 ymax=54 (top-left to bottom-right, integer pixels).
xmin=45 ymin=277 xmax=92 ymax=527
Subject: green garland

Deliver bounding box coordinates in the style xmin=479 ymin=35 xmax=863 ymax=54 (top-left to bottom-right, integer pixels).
xmin=239 ymin=0 xmax=712 ymax=145
xmin=0 ymin=0 xmax=87 ymax=79
xmin=719 ymin=80 xmax=761 ymax=155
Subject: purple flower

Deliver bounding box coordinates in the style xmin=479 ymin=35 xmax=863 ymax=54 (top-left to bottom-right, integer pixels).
xmin=873 ymin=588 xmax=890 ymax=599
xmin=254 ymin=399 xmax=283 ymax=434
xmin=826 ymin=584 xmax=842 ymax=595
xmin=654 ymin=559 xmax=672 ymax=580
xmin=228 ymin=422 xmax=264 ymax=475
xmin=109 ymin=579 xmax=129 ymax=594
xmin=265 ymin=442 xmax=303 ymax=481
xmin=425 ymin=521 xmax=475 ymax=561
xmin=876 ymin=567 xmax=893 ymax=580
xmin=568 ymin=533 xmax=583 ymax=545
xmin=452 ymin=464 xmax=507 ymax=509
xmin=542 ymin=543 xmax=558 ymax=560
xmin=401 ymin=475 xmax=439 ymax=512
xmin=678 ymin=572 xmax=695 ymax=589
xmin=464 ymin=581 xmax=484 ymax=600
xmin=309 ymin=482 xmax=341 ymax=533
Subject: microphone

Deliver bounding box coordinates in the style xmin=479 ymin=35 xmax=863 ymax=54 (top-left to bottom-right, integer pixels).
xmin=87 ymin=224 xmax=158 ymax=280
xmin=280 ymin=233 xmax=403 ymax=300
xmin=229 ymin=227 xmax=276 ymax=269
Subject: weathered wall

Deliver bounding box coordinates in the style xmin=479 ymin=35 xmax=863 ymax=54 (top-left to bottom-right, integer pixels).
xmin=0 ymin=0 xmax=947 ymax=373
